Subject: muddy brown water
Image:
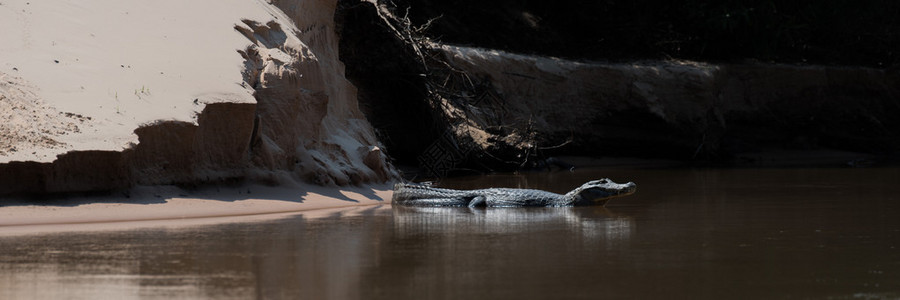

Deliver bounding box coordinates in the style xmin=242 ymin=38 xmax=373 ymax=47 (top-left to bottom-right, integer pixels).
xmin=2 ymin=167 xmax=899 ymax=299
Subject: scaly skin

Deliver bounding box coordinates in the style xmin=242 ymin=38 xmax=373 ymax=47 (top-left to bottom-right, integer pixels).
xmin=392 ymin=179 xmax=636 ymax=207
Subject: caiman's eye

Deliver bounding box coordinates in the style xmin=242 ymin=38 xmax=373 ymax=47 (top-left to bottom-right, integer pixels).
xmin=599 ymin=179 xmax=608 ymax=184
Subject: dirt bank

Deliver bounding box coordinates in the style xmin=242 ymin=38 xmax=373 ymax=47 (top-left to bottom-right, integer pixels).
xmin=337 ymin=1 xmax=900 ymax=176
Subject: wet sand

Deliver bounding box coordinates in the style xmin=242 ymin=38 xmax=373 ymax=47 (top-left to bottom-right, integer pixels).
xmin=0 ymin=183 xmax=392 ymax=235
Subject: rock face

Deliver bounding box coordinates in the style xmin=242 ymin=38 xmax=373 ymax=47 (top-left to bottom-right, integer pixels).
xmin=0 ymin=0 xmax=395 ymax=195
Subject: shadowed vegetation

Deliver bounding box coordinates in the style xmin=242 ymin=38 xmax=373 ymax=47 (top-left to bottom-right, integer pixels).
xmin=394 ymin=0 xmax=899 ymax=67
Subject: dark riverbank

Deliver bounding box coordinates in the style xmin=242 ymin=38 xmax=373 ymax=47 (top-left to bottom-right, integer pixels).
xmin=337 ymin=1 xmax=900 ymax=177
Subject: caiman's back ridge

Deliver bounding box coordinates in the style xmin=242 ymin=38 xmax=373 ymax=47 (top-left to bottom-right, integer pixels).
xmin=392 ymin=179 xmax=636 ymax=207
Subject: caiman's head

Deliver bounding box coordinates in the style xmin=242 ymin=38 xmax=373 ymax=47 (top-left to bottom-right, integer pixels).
xmin=568 ymin=178 xmax=637 ymax=206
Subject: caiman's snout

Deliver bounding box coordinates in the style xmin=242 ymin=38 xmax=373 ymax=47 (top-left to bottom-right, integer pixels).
xmin=575 ymin=179 xmax=638 ymax=205
xmin=589 ymin=178 xmax=636 ymax=196
xmin=621 ymin=182 xmax=637 ymax=195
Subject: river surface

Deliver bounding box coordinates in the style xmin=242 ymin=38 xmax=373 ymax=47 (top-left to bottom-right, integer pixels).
xmin=1 ymin=167 xmax=899 ymax=299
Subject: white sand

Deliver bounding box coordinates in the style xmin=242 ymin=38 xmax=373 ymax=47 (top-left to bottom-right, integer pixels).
xmin=0 ymin=0 xmax=288 ymax=162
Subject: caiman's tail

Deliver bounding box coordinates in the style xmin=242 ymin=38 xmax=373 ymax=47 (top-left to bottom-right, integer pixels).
xmin=392 ymin=182 xmax=470 ymax=202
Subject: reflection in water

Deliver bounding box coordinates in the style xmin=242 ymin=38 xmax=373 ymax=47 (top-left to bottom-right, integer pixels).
xmin=0 ymin=205 xmax=634 ymax=300
xmin=0 ymin=207 xmax=391 ymax=300
xmin=392 ymin=205 xmax=633 ymax=246
xmin=2 ymin=167 xmax=900 ymax=299
xmin=366 ymin=205 xmax=637 ymax=300
xmin=0 ymin=229 xmax=253 ymax=299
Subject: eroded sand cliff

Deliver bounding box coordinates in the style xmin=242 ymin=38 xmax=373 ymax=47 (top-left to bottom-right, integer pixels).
xmin=0 ymin=0 xmax=395 ymax=195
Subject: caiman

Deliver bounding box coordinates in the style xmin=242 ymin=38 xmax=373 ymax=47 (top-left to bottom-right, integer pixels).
xmin=392 ymin=179 xmax=636 ymax=207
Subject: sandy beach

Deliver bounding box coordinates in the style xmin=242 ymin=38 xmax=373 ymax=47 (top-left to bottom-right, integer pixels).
xmin=0 ymin=0 xmax=270 ymax=162
xmin=0 ymin=183 xmax=392 ymax=235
